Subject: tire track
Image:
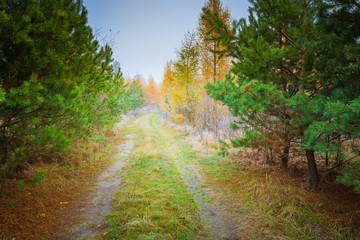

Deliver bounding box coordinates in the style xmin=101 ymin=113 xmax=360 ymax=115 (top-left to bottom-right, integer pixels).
xmin=53 ymin=135 xmax=134 ymax=240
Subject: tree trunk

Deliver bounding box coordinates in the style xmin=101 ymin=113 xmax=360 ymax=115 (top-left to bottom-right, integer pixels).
xmin=335 ymin=134 xmax=342 ymax=166
xmin=306 ymin=149 xmax=320 ymax=189
xmin=325 ymin=135 xmax=330 ymax=166
xmin=281 ymin=117 xmax=291 ymax=168
xmin=213 ymin=40 xmax=217 ymax=83
xmin=281 ymin=143 xmax=290 ymax=168
xmin=325 ymin=152 xmax=329 ymax=167
xmin=266 ymin=147 xmax=274 ymax=164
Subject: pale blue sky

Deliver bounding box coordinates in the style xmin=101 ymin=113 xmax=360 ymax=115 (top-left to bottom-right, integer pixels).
xmin=83 ymin=0 xmax=250 ymax=83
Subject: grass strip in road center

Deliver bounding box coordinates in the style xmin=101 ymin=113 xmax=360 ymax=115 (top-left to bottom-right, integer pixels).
xmin=104 ymin=118 xmax=207 ymax=240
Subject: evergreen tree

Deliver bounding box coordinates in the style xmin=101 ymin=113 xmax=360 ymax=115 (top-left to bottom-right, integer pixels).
xmin=125 ymin=79 xmax=146 ymax=110
xmin=206 ymin=0 xmax=360 ymax=190
xmin=207 ymin=0 xmax=321 ymax=188
xmin=0 ymin=0 xmax=129 ymax=175
xmin=308 ymin=0 xmax=360 ymax=192
xmin=208 ymin=0 xmax=314 ymax=165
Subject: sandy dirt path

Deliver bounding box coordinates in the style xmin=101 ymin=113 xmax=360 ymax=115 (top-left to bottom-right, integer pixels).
xmin=53 ymin=135 xmax=134 ymax=240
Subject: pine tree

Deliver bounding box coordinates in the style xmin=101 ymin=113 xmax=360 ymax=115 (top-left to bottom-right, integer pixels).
xmin=125 ymin=79 xmax=146 ymax=110
xmin=206 ymin=0 xmax=323 ymax=188
xmin=307 ymin=0 xmax=360 ymax=191
xmin=0 ymin=0 xmax=129 ymax=175
xmin=206 ymin=0 xmax=360 ymax=190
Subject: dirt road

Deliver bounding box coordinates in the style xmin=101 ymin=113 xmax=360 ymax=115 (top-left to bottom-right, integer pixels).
xmin=55 ymin=108 xmax=242 ymax=239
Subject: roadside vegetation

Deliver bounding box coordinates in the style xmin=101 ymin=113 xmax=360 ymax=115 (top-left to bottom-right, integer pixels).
xmin=197 ymin=155 xmax=360 ymax=239
xmin=0 ymin=126 xmax=124 ymax=239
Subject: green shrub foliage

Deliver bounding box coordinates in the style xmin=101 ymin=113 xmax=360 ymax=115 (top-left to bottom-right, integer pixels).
xmin=0 ymin=0 xmax=141 ymax=175
xmin=126 ymin=80 xmax=146 ymax=111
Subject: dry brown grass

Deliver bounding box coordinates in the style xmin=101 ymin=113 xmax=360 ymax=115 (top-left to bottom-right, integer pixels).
xmin=196 ymin=154 xmax=360 ymax=239
xmin=0 ymin=127 xmax=124 ymax=240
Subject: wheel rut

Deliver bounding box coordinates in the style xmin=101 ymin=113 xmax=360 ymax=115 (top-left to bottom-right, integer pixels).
xmin=53 ymin=135 xmax=134 ymax=240
xmin=149 ymin=113 xmax=242 ymax=239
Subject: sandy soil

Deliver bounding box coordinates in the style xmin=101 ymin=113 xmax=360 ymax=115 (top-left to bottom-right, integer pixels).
xmin=52 ymin=135 xmax=134 ymax=240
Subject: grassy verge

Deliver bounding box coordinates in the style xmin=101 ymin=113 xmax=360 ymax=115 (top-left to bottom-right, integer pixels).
xmin=196 ymin=154 xmax=360 ymax=239
xmin=0 ymin=127 xmax=124 ymax=239
xmin=105 ymin=113 xmax=207 ymax=239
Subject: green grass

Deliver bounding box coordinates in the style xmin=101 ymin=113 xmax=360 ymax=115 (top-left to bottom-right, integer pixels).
xmin=105 ymin=113 xmax=207 ymax=240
